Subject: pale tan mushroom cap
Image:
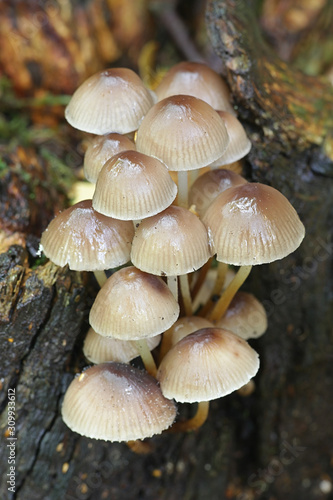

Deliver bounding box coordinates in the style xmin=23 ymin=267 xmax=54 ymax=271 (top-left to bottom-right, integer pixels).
xmin=92 ymin=150 xmax=177 ymax=220
xmin=89 ymin=266 xmax=180 ymax=339
xmin=136 ymin=95 xmax=230 ymax=171
xmin=216 ymin=291 xmax=268 ymax=339
xmin=40 ymin=200 xmax=134 ymax=271
xmin=65 ymin=68 xmax=156 ymax=135
xmin=157 ymin=328 xmax=260 ymax=402
xmin=62 ymin=362 xmax=177 ymax=441
xmin=188 ymin=168 xmax=247 ymax=217
xmin=131 ymin=205 xmax=213 ymax=276
xmin=83 ymin=133 xmax=136 ymax=183
xmin=210 ymin=111 xmax=252 ymax=166
xmin=165 ymin=316 xmax=213 ymax=347
xmin=83 ymin=328 xmax=161 ymax=364
xmin=155 ymin=61 xmax=234 ymax=114
xmin=203 ymin=183 xmax=305 ymax=265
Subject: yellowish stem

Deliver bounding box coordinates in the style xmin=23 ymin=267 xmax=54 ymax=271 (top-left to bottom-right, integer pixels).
xmin=212 ymin=261 xmax=228 ymax=296
xmin=167 ymin=275 xmax=178 ymax=302
xmin=158 ymin=327 xmax=174 ymax=363
xmin=208 ymin=265 xmax=252 ymax=322
xmin=191 ymin=257 xmax=213 ymax=298
xmin=179 ymin=274 xmax=192 ymax=316
xmin=93 ymin=270 xmax=107 ymax=288
xmin=177 ymin=171 xmax=189 ymax=208
xmin=171 ymin=401 xmax=210 ymax=432
xmin=135 ymin=339 xmax=157 ymax=377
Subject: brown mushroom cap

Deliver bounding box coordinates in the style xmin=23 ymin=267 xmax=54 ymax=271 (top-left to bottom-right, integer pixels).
xmin=155 ymin=61 xmax=234 ymax=114
xmin=136 ymin=95 xmax=229 ymax=171
xmin=89 ymin=266 xmax=180 ymax=339
xmin=216 ymin=291 xmax=268 ymax=339
xmin=65 ymin=68 xmax=156 ymax=135
xmin=92 ymin=150 xmax=177 ymax=220
xmin=188 ymin=168 xmax=248 ymax=217
xmin=131 ymin=205 xmax=212 ymax=276
xmin=157 ymin=327 xmax=260 ymax=402
xmin=83 ymin=133 xmax=136 ymax=183
xmin=62 ymin=362 xmax=177 ymax=442
xmin=164 ymin=316 xmax=213 ymax=347
xmin=83 ymin=327 xmax=161 ymax=364
xmin=40 ymin=200 xmax=134 ymax=271
xmin=210 ymin=111 xmax=252 ymax=166
xmin=203 ymin=183 xmax=305 ymax=265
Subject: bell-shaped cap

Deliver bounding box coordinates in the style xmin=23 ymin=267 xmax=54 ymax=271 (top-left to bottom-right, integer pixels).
xmin=203 ymin=183 xmax=305 ymax=265
xmin=40 ymin=200 xmax=134 ymax=271
xmin=65 ymin=68 xmax=156 ymax=134
xmin=157 ymin=327 xmax=260 ymax=402
xmin=62 ymin=362 xmax=177 ymax=441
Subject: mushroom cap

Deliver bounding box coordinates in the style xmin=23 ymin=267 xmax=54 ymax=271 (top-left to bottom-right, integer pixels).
xmin=89 ymin=266 xmax=180 ymax=339
xmin=131 ymin=205 xmax=212 ymax=276
xmin=136 ymin=95 xmax=230 ymax=171
xmin=92 ymin=150 xmax=177 ymax=220
xmin=40 ymin=200 xmax=134 ymax=271
xmin=203 ymin=183 xmax=305 ymax=265
xmin=188 ymin=168 xmax=248 ymax=217
xmin=83 ymin=327 xmax=161 ymax=364
xmin=210 ymin=111 xmax=252 ymax=166
xmin=155 ymin=61 xmax=234 ymax=114
xmin=164 ymin=316 xmax=213 ymax=348
xmin=157 ymin=327 xmax=260 ymax=402
xmin=83 ymin=133 xmax=136 ymax=183
xmin=65 ymin=68 xmax=156 ymax=134
xmin=62 ymin=362 xmax=177 ymax=441
xmin=216 ymin=291 xmax=268 ymax=340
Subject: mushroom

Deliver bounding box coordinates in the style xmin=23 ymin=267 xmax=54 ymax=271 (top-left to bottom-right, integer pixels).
xmin=62 ymin=362 xmax=177 ymax=441
xmin=65 ymin=67 xmax=156 ymax=135
xmin=203 ymin=183 xmax=305 ymax=321
xmin=40 ymin=199 xmax=134 ymax=287
xmin=92 ymin=150 xmax=177 ymax=221
xmin=157 ymin=327 xmax=259 ymax=431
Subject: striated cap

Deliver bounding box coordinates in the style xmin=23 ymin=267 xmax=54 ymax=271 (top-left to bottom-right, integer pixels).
xmin=83 ymin=133 xmax=136 ymax=183
xmin=40 ymin=200 xmax=134 ymax=271
xmin=210 ymin=111 xmax=252 ymax=166
xmin=188 ymin=168 xmax=247 ymax=217
xmin=157 ymin=327 xmax=260 ymax=402
xmin=216 ymin=291 xmax=268 ymax=340
xmin=136 ymin=95 xmax=229 ymax=171
xmin=203 ymin=183 xmax=305 ymax=265
xmin=89 ymin=266 xmax=179 ymax=339
xmin=155 ymin=61 xmax=234 ymax=113
xmin=83 ymin=327 xmax=161 ymax=364
xmin=65 ymin=68 xmax=156 ymax=135
xmin=131 ymin=205 xmax=212 ymax=276
xmin=62 ymin=362 xmax=177 ymax=441
xmin=92 ymin=150 xmax=177 ymax=220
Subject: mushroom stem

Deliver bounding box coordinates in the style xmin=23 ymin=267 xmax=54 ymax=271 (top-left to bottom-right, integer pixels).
xmin=127 ymin=440 xmax=154 ymax=454
xmin=208 ymin=265 xmax=252 ymax=322
xmin=179 ymin=274 xmax=192 ymax=316
xmin=93 ymin=270 xmax=108 ymax=288
xmin=177 ymin=171 xmax=189 ymax=208
xmin=167 ymin=275 xmax=178 ymax=302
xmin=212 ymin=261 xmax=228 ymax=296
xmin=158 ymin=326 xmax=173 ymax=362
xmin=171 ymin=401 xmax=210 ymax=432
xmin=135 ymin=339 xmax=157 ymax=377
xmin=191 ymin=257 xmax=213 ymax=299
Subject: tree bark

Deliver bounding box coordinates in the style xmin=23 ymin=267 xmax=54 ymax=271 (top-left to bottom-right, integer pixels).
xmin=1 ymin=1 xmax=333 ymax=499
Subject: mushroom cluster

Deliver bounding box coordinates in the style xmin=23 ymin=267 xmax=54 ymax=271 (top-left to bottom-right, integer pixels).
xmin=40 ymin=63 xmax=305 ymax=444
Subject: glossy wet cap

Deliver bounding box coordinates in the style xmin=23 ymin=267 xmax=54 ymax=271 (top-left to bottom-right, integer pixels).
xmin=62 ymin=362 xmax=177 ymax=441
xmin=65 ymin=68 xmax=156 ymax=134
xmin=83 ymin=133 xmax=136 ymax=183
xmin=155 ymin=61 xmax=234 ymax=113
xmin=40 ymin=200 xmax=134 ymax=271
xmin=203 ymin=183 xmax=305 ymax=265
xmin=92 ymin=150 xmax=177 ymax=220
xmin=216 ymin=291 xmax=268 ymax=339
xmin=188 ymin=168 xmax=247 ymax=217
xmin=136 ymin=95 xmax=229 ymax=171
xmin=157 ymin=327 xmax=260 ymax=402
xmin=83 ymin=327 xmax=161 ymax=364
xmin=131 ymin=205 xmax=212 ymax=276
xmin=89 ymin=266 xmax=179 ymax=339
